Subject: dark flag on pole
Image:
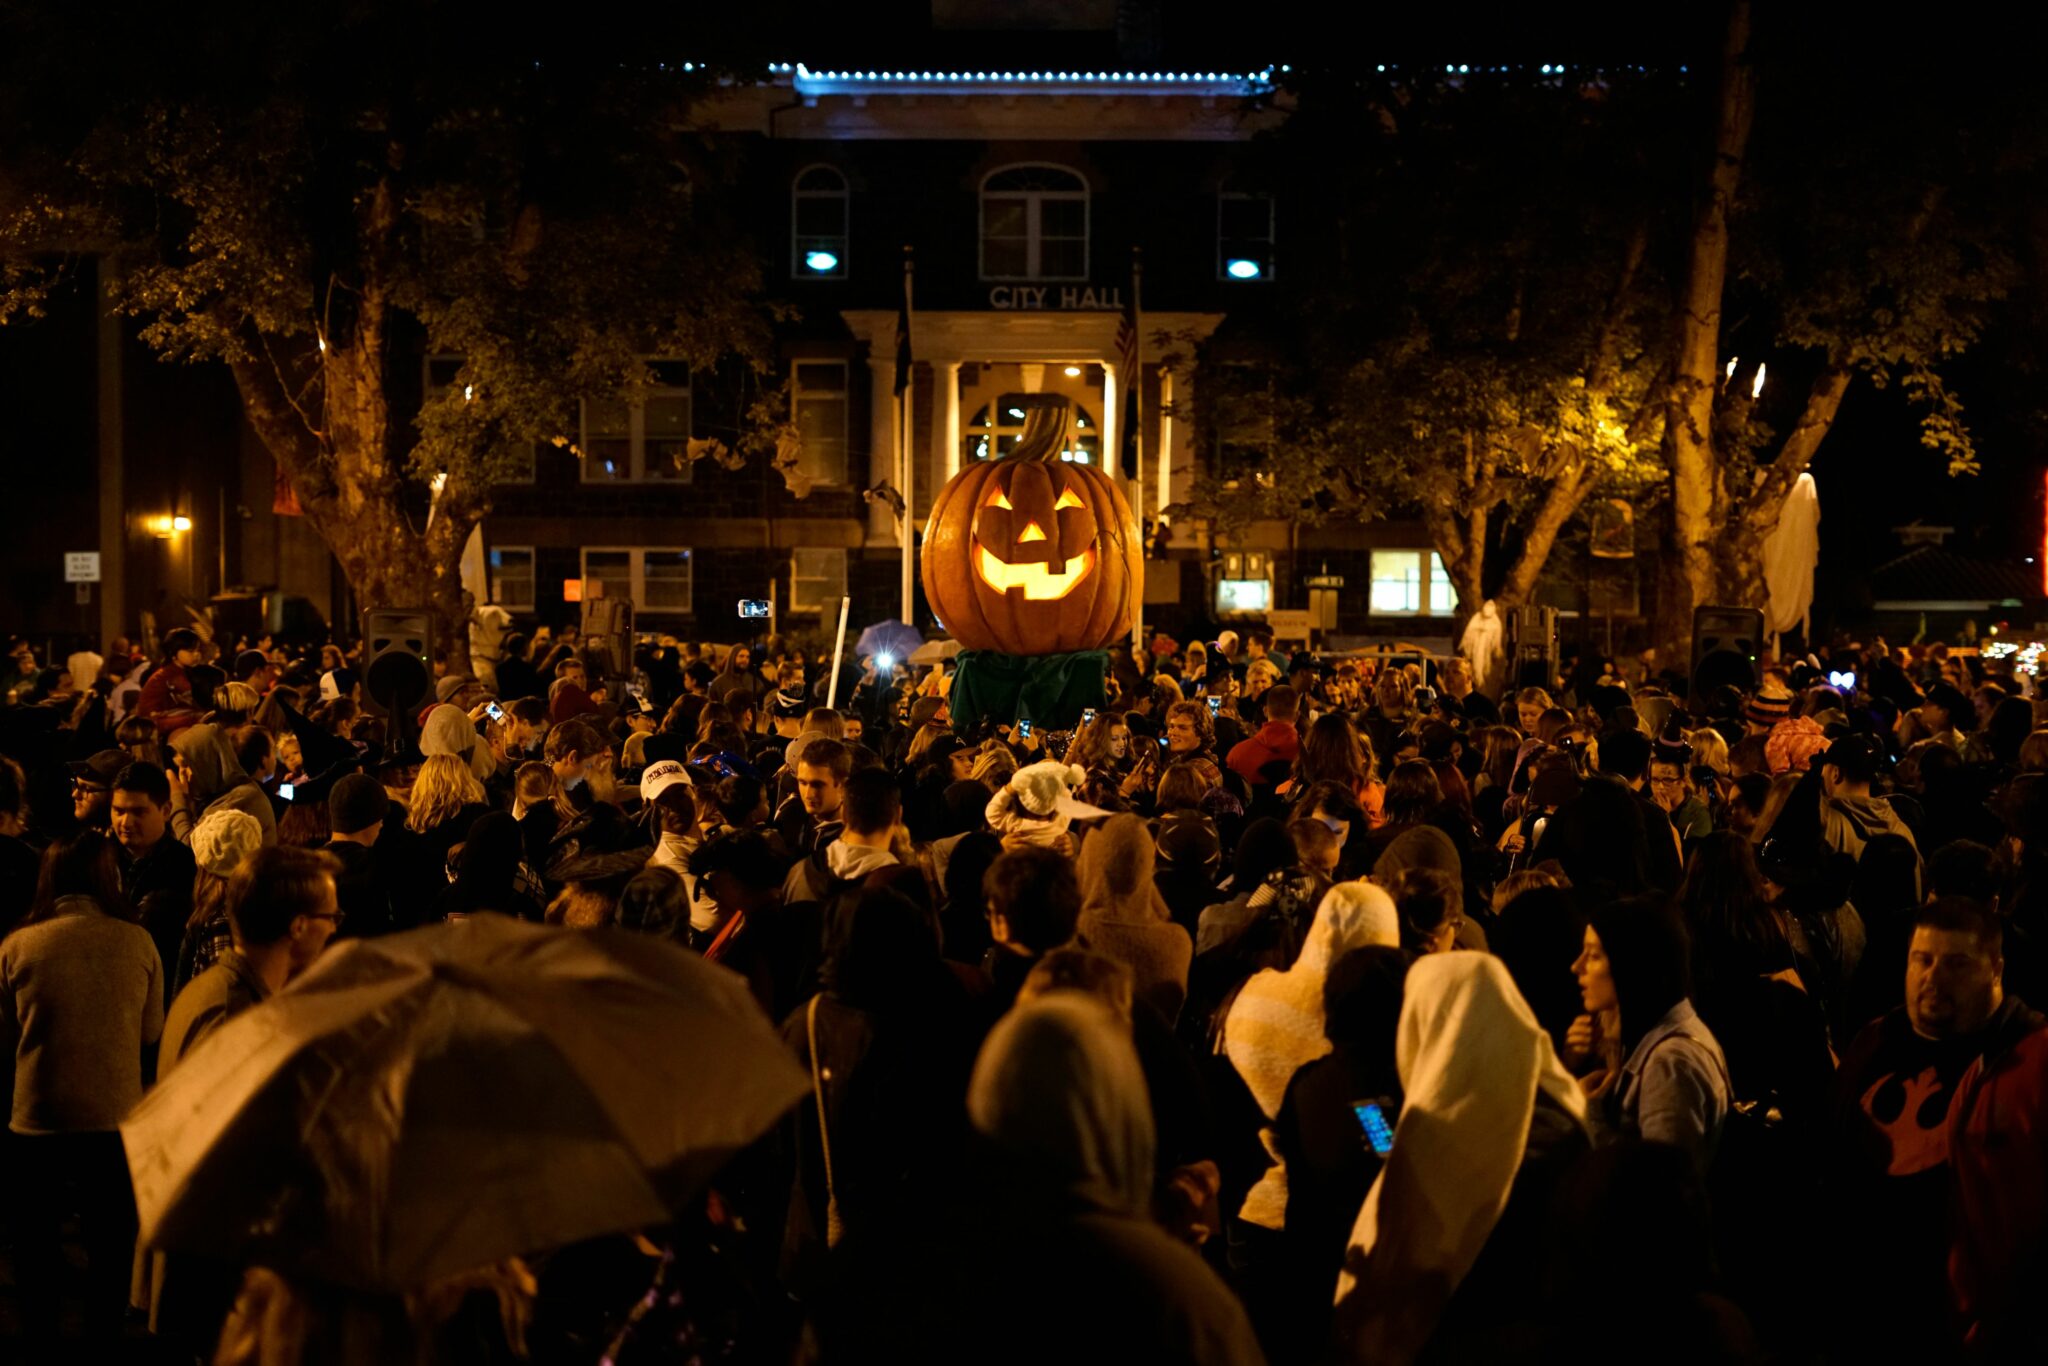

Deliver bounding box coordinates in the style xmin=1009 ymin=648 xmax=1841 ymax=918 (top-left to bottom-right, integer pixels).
xmin=1115 ymin=249 xmax=1142 ymax=480
xmin=894 ymin=248 xmax=914 ymax=398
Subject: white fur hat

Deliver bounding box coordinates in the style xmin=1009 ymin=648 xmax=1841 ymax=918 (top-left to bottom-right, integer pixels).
xmin=1009 ymin=760 xmax=1086 ymax=817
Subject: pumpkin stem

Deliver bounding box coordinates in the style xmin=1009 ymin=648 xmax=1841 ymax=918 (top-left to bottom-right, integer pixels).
xmin=1008 ymin=395 xmax=1073 ymax=464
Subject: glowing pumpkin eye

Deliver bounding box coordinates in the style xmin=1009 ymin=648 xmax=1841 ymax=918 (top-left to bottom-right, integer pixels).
xmin=991 ymin=490 xmax=1013 ymax=510
xmin=1054 ymin=488 xmax=1084 ymax=510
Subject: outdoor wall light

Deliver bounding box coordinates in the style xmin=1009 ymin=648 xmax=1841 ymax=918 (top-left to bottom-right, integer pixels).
xmin=803 ymin=250 xmax=840 ymax=273
xmin=1225 ymin=258 xmax=1264 ymax=280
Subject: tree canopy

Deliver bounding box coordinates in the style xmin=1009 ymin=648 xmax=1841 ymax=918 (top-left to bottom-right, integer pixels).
xmin=0 ymin=4 xmax=776 ymax=662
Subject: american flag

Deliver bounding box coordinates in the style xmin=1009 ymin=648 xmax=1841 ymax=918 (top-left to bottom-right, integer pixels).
xmin=1115 ymin=250 xmax=1141 ymax=480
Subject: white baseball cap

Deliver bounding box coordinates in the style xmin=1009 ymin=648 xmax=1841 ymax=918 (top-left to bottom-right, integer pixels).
xmin=639 ymin=759 xmax=691 ymax=803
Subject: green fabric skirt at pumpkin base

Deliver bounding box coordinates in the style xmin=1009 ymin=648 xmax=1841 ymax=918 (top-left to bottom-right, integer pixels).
xmin=948 ymin=649 xmax=1109 ymax=736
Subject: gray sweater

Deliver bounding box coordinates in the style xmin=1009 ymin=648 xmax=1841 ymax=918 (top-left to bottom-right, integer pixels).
xmin=0 ymin=896 xmax=165 ymax=1133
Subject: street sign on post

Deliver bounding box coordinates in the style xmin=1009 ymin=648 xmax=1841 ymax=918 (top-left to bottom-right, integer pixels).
xmin=65 ymin=552 xmax=101 ymax=583
xmin=1268 ymin=609 xmax=1315 ymax=643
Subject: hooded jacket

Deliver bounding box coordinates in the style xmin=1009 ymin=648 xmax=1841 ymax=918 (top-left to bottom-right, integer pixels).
xmin=419 ymin=703 xmax=496 ymax=784
xmin=1077 ymin=815 xmax=1193 ymax=1024
xmin=1824 ymin=792 xmax=1919 ymax=862
xmin=1335 ymin=954 xmax=1589 ymax=1366
xmin=169 ymin=724 xmax=277 ymax=849
xmin=1225 ymin=882 xmax=1401 ymax=1230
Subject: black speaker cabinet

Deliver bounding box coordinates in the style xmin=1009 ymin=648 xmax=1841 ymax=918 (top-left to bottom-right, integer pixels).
xmin=360 ymin=608 xmax=436 ymax=723
xmin=1691 ymin=605 xmax=1765 ymax=699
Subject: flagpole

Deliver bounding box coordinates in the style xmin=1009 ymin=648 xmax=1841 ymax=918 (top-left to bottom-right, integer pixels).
xmin=1129 ymin=246 xmax=1145 ymax=660
xmin=899 ymin=245 xmax=916 ymax=628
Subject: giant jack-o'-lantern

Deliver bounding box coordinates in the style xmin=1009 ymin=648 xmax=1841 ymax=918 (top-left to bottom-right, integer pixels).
xmin=923 ymin=395 xmax=1141 ymax=657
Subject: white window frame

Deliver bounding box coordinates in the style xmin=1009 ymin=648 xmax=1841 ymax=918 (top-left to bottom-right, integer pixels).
xmin=580 ymin=546 xmax=695 ymax=616
xmin=1368 ymin=550 xmax=1457 ymax=617
xmin=1217 ymin=191 xmax=1277 ymax=282
xmin=579 ymin=360 xmax=693 ymax=484
xmin=486 ymin=544 xmax=536 ymax=612
xmin=425 ymin=354 xmax=534 ymax=483
xmin=791 ymin=165 xmax=850 ymax=279
xmin=791 ymin=360 xmax=851 ymax=485
xmin=979 ymin=163 xmax=1089 ymax=282
xmin=964 ymin=394 xmax=1101 ymax=464
xmin=788 ymin=547 xmax=849 ymax=615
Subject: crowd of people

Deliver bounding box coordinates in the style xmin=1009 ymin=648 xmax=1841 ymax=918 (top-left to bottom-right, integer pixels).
xmin=0 ymin=620 xmax=2044 ymax=1363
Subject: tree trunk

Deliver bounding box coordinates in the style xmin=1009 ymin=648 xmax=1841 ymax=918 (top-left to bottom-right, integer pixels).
xmin=1660 ymin=0 xmax=1757 ymax=664
xmin=227 ymin=330 xmax=478 ymax=673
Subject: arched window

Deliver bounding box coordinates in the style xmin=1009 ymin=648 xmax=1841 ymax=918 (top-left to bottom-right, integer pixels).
xmin=980 ymin=164 xmax=1088 ymax=281
xmin=964 ymin=395 xmax=1101 ymax=464
xmin=792 ymin=165 xmax=848 ymax=278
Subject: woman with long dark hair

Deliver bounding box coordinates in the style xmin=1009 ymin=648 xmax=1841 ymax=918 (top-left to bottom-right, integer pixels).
xmin=1571 ymin=897 xmax=1731 ymax=1174
xmin=1289 ymin=712 xmax=1384 ymax=829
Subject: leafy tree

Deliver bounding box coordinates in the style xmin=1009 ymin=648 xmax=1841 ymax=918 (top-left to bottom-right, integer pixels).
xmin=1177 ymin=67 xmax=1682 ymax=620
xmin=0 ymin=6 xmax=774 ymax=666
xmin=1659 ymin=0 xmax=2029 ymax=652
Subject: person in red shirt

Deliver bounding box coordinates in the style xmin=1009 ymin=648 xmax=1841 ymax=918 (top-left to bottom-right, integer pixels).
xmin=1226 ymin=686 xmax=1301 ymax=789
xmin=133 ymin=629 xmax=208 ymax=737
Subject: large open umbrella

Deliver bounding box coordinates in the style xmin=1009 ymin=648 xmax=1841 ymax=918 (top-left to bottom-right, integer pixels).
xmin=854 ymin=619 xmax=923 ymax=663
xmin=122 ymin=916 xmax=805 ymax=1293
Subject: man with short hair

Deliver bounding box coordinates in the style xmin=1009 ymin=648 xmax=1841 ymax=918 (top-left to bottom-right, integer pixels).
xmin=111 ymin=762 xmax=196 ymax=973
xmin=784 ymin=762 xmax=895 ymax=906
xmin=548 ymin=655 xmax=604 ymax=726
xmin=981 ymin=845 xmax=1083 ymax=1010
xmin=1834 ymin=899 xmax=2048 ymax=1357
xmin=69 ymin=748 xmax=125 ymax=832
xmin=1821 ymin=733 xmax=1919 ymax=861
xmin=1227 ymin=685 xmax=1301 ymax=788
xmin=775 ymin=737 xmax=850 ymax=857
xmin=160 ymin=846 xmax=340 ymax=1070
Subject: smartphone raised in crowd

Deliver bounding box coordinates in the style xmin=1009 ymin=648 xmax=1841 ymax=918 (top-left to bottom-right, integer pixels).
xmin=1017 ymin=718 xmax=1033 ymax=738
xmin=1082 ymin=707 xmax=1098 ymax=725
xmin=1353 ymin=1098 xmax=1398 ymax=1157
xmin=485 ymin=701 xmax=506 ymax=723
xmin=1207 ymin=695 xmax=1221 ymax=715
xmin=278 ymin=783 xmax=296 ymax=803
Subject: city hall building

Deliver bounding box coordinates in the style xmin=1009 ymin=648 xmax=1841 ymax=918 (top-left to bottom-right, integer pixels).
xmin=473 ymin=59 xmax=1465 ymax=646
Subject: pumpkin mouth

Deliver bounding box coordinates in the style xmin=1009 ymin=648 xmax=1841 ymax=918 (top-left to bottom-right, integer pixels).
xmin=976 ymin=545 xmax=1097 ymax=601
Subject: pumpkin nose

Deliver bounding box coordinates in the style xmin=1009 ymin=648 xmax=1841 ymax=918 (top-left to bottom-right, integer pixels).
xmin=1018 ymin=521 xmax=1047 ymax=543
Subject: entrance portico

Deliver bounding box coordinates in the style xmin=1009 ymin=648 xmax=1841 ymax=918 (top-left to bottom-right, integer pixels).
xmin=842 ymin=309 xmax=1222 ymax=546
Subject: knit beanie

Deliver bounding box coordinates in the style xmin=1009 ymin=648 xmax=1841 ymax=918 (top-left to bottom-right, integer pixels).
xmin=189 ymin=808 xmax=265 ymax=877
xmin=328 ymin=771 xmax=390 ymax=836
xmin=1744 ymin=683 xmax=1794 ymax=729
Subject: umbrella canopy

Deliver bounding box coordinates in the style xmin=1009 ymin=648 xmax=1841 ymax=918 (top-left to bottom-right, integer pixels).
xmin=908 ymin=638 xmax=962 ymax=666
xmin=854 ymin=620 xmax=923 ymax=662
xmin=123 ymin=916 xmax=805 ymax=1293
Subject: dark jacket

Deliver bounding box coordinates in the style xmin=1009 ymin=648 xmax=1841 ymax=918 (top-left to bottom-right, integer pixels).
xmin=120 ymin=836 xmax=196 ymax=978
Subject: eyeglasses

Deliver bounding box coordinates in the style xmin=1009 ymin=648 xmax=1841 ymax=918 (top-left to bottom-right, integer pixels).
xmin=72 ymin=780 xmax=109 ymax=795
xmin=303 ymin=910 xmax=347 ymax=927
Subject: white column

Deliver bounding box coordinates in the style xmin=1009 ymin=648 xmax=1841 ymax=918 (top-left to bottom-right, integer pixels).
xmin=1101 ymin=366 xmax=1118 ymax=464
xmin=939 ymin=360 xmax=962 ymax=483
xmin=866 ymin=356 xmax=898 ymax=545
xmin=899 ymin=367 xmax=915 ymax=623
xmin=1158 ymin=364 xmax=1178 ymax=515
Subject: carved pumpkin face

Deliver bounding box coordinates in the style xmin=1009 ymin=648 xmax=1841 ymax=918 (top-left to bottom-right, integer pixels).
xmin=923 ymin=400 xmax=1140 ymax=657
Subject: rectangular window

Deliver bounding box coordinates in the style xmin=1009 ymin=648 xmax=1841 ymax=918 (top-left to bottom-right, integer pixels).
xmin=1218 ymin=192 xmax=1276 ymax=282
xmin=487 ymin=545 xmax=535 ymax=611
xmin=789 ymin=547 xmax=848 ymax=614
xmin=1368 ymin=550 xmax=1456 ymax=616
xmin=579 ymin=547 xmax=694 ymax=616
xmin=792 ymin=362 xmax=850 ymax=485
xmin=580 ymin=361 xmax=693 ymax=483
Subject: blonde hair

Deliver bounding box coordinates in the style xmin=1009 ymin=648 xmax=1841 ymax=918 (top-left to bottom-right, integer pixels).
xmin=406 ymin=753 xmax=486 ymax=834
xmin=215 ymin=681 xmax=262 ymax=716
xmin=970 ymin=743 xmax=1017 ymax=788
xmin=1686 ymin=727 xmax=1730 ymax=777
